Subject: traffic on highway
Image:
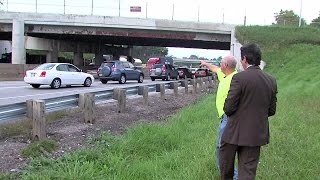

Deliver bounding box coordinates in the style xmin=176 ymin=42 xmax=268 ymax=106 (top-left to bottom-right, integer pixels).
xmin=0 ymin=79 xmax=161 ymax=106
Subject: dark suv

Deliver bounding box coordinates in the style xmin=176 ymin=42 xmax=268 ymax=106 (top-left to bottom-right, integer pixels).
xmin=149 ymin=64 xmax=179 ymax=81
xmin=177 ymin=67 xmax=194 ymax=79
xmin=97 ymin=61 xmax=144 ymax=84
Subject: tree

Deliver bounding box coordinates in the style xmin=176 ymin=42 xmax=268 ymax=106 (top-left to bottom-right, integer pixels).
xmin=189 ymin=55 xmax=198 ymax=59
xmin=310 ymin=16 xmax=320 ymax=28
xmin=274 ymin=10 xmax=306 ymax=26
xmin=132 ymin=46 xmax=168 ymax=63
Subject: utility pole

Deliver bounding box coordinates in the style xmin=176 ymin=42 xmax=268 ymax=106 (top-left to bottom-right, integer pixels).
xmin=146 ymin=2 xmax=148 ymax=18
xmin=172 ymin=4 xmax=174 ymax=20
xmin=197 ymin=5 xmax=200 ymax=22
xmin=91 ymin=0 xmax=93 ymax=15
xmin=35 ymin=0 xmax=37 ymax=13
xmin=222 ymin=8 xmax=225 ymax=24
xmin=244 ymin=8 xmax=247 ymax=26
xmin=299 ymin=0 xmax=302 ymax=27
xmin=118 ymin=0 xmax=121 ymax=17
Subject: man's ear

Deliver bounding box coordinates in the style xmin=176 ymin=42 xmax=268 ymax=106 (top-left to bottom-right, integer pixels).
xmin=242 ymin=56 xmax=248 ymax=63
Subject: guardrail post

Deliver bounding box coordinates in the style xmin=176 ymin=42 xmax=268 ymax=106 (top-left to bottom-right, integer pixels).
xmin=79 ymin=94 xmax=85 ymax=109
xmin=170 ymin=82 xmax=178 ymax=97
xmin=114 ymin=88 xmax=126 ymax=113
xmin=181 ymin=79 xmax=189 ymax=94
xmin=203 ymin=78 xmax=208 ymax=92
xmin=138 ymin=86 xmax=149 ymax=105
xmin=156 ymin=84 xmax=165 ymax=100
xmin=84 ymin=93 xmax=95 ymax=124
xmin=32 ymin=100 xmax=46 ymax=140
xmin=197 ymin=78 xmax=203 ymax=90
xmin=26 ymin=99 xmax=33 ymax=119
xmin=191 ymin=79 xmax=197 ymax=94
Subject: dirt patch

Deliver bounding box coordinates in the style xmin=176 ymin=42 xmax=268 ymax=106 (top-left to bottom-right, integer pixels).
xmin=0 ymin=88 xmax=209 ymax=173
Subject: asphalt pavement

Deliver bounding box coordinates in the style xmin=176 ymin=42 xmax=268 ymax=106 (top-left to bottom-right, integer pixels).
xmin=0 ymin=79 xmax=167 ymax=106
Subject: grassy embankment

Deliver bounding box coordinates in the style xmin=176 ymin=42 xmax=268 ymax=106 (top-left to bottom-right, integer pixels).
xmin=2 ymin=26 xmax=320 ymax=179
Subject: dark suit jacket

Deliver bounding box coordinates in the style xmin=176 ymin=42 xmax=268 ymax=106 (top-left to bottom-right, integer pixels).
xmin=222 ymin=66 xmax=277 ymax=146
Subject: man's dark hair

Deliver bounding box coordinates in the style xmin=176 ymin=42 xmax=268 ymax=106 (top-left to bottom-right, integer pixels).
xmin=240 ymin=43 xmax=262 ymax=66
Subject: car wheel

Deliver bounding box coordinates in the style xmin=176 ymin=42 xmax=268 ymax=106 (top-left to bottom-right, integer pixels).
xmin=50 ymin=78 xmax=61 ymax=89
xmin=31 ymin=84 xmax=40 ymax=88
xmin=100 ymin=79 xmax=108 ymax=84
xmin=138 ymin=74 xmax=144 ymax=83
xmin=151 ymin=77 xmax=155 ymax=81
xmin=166 ymin=74 xmax=170 ymax=81
xmin=119 ymin=74 xmax=126 ymax=84
xmin=84 ymin=77 xmax=92 ymax=87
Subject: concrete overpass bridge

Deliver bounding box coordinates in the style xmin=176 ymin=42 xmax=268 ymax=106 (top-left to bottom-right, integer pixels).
xmin=0 ymin=12 xmax=235 ymax=66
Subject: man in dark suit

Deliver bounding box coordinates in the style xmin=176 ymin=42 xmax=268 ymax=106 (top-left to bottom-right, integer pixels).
xmin=219 ymin=43 xmax=278 ymax=180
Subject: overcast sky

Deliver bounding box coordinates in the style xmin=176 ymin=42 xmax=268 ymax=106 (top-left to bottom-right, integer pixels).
xmin=1 ymin=0 xmax=319 ymax=58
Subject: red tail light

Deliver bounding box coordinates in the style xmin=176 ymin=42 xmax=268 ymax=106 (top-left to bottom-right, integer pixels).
xmin=195 ymin=71 xmax=199 ymax=75
xmin=162 ymin=65 xmax=166 ymax=72
xmin=40 ymin=71 xmax=46 ymax=77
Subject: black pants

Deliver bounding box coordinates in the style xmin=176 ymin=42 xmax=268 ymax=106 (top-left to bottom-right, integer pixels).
xmin=219 ymin=141 xmax=261 ymax=180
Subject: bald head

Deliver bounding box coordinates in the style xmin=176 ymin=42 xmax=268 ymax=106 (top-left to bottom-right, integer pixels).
xmin=222 ymin=55 xmax=237 ymax=70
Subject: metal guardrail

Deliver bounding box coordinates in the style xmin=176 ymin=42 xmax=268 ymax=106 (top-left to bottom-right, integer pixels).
xmin=0 ymin=80 xmax=198 ymax=122
xmin=0 ymin=102 xmax=26 ymax=122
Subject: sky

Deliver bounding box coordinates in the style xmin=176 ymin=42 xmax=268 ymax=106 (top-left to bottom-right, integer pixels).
xmin=1 ymin=0 xmax=320 ymax=59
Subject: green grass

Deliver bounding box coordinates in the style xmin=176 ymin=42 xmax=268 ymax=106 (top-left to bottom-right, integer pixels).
xmin=21 ymin=139 xmax=58 ymax=158
xmin=0 ymin=110 xmax=68 ymax=140
xmin=3 ymin=26 xmax=319 ymax=179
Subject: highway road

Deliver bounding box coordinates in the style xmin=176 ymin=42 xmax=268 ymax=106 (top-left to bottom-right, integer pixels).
xmin=0 ymin=79 xmax=172 ymax=106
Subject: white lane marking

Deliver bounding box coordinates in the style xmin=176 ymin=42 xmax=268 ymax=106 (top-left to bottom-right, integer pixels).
xmin=0 ymin=86 xmax=30 ymax=89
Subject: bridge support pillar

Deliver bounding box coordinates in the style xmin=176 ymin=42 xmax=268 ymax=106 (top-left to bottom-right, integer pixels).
xmin=12 ymin=19 xmax=26 ymax=64
xmin=46 ymin=49 xmax=58 ymax=63
xmin=95 ymin=45 xmax=104 ymax=66
xmin=73 ymin=52 xmax=84 ymax=67
xmin=74 ymin=43 xmax=84 ymax=66
xmin=46 ymin=40 xmax=58 ymax=63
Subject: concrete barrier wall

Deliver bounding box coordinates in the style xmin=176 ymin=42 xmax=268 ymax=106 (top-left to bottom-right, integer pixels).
xmin=0 ymin=64 xmax=38 ymax=81
xmin=0 ymin=64 xmax=150 ymax=81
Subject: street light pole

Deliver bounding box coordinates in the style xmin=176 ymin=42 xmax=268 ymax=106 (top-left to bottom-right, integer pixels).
xmin=299 ymin=0 xmax=302 ymax=27
xmin=118 ymin=0 xmax=121 ymax=17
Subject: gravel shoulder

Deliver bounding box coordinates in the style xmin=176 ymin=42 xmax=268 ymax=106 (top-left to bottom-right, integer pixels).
xmin=0 ymin=88 xmax=208 ymax=173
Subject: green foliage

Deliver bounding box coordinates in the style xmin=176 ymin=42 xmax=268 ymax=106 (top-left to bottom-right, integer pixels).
xmin=310 ymin=16 xmax=320 ymax=28
xmin=18 ymin=26 xmax=320 ymax=179
xmin=0 ymin=119 xmax=32 ymax=140
xmin=132 ymin=46 xmax=168 ymax=63
xmin=21 ymin=139 xmax=58 ymax=158
xmin=189 ymin=55 xmax=199 ymax=59
xmin=236 ymin=25 xmax=320 ymax=50
xmin=0 ymin=172 xmax=20 ymax=180
xmin=274 ymin=9 xmax=306 ymax=26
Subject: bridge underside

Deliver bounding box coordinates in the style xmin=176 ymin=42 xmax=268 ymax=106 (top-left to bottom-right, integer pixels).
xmin=0 ymin=32 xmax=230 ymax=50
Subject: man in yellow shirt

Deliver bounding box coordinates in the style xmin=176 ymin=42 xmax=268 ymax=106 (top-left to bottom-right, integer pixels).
xmin=200 ymin=55 xmax=238 ymax=179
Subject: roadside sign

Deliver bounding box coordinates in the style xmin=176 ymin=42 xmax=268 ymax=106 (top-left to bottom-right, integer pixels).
xmin=130 ymin=6 xmax=141 ymax=12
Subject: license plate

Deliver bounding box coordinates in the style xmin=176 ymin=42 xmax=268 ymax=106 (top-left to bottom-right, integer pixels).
xmin=99 ymin=74 xmax=103 ymax=77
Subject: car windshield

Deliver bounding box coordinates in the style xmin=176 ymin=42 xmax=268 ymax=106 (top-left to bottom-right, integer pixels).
xmin=34 ymin=64 xmax=55 ymax=70
xmin=153 ymin=64 xmax=163 ymax=68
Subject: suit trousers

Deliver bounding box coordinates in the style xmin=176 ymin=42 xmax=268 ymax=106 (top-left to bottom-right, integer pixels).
xmin=219 ymin=141 xmax=261 ymax=180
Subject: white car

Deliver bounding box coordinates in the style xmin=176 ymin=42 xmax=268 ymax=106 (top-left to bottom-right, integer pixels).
xmin=24 ymin=63 xmax=94 ymax=89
